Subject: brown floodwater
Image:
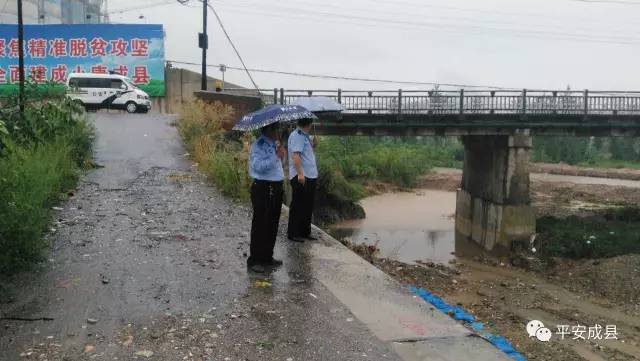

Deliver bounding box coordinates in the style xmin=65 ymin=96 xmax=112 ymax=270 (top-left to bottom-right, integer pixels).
xmin=329 ymin=189 xmax=457 ymax=264
xmin=329 ymin=169 xmax=640 ymax=265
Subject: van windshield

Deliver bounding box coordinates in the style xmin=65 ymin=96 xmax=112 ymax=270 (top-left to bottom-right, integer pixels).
xmin=124 ymin=79 xmax=139 ymax=90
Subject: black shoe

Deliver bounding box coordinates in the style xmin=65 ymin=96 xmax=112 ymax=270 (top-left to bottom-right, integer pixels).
xmin=266 ymin=258 xmax=283 ymax=267
xmin=288 ymin=236 xmax=305 ymax=243
xmin=248 ymin=264 xmax=266 ymax=273
xmin=304 ymin=235 xmax=318 ymax=241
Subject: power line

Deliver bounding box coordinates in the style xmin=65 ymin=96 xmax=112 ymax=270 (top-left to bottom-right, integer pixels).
xmin=221 ymin=0 xmax=640 ymax=33
xmin=210 ymin=3 xmax=640 ymax=46
xmin=167 ymin=59 xmax=518 ymax=90
xmin=109 ymin=0 xmax=640 ymax=45
xmin=383 ymin=0 xmax=640 ymax=7
xmin=571 ymin=0 xmax=640 ymax=5
xmin=212 ymin=2 xmax=640 ymax=45
xmin=223 ymin=0 xmax=523 ymax=28
xmin=204 ymin=2 xmax=260 ymax=91
xmin=108 ymin=0 xmax=177 ymax=14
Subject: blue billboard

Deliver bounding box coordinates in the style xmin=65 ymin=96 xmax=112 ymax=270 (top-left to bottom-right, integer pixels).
xmin=0 ymin=24 xmax=165 ymax=96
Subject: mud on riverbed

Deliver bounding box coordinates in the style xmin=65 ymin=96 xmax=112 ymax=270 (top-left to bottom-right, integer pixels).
xmin=340 ymin=170 xmax=640 ymax=360
xmin=345 ymin=241 xmax=640 ymax=361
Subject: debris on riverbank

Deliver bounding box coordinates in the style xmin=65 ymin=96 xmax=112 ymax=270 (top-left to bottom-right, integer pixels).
xmin=342 ymin=240 xmax=640 ymax=361
xmin=335 ymin=167 xmax=640 ymax=361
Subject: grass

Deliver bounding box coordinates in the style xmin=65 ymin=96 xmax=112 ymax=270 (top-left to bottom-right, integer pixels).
xmin=176 ymin=99 xmax=252 ymax=202
xmin=210 ymin=144 xmax=251 ymax=203
xmin=176 ymin=100 xmax=464 ymax=209
xmin=0 ymin=92 xmax=94 ymax=275
xmin=538 ymin=207 xmax=640 ymax=259
xmin=316 ymin=137 xmax=462 ymax=202
xmin=0 ymin=140 xmax=80 ymax=273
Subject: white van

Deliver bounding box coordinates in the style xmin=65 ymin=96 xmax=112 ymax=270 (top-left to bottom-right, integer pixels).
xmin=66 ymin=73 xmax=152 ymax=113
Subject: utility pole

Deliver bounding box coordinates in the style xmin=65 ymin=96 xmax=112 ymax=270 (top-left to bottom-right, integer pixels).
xmin=17 ymin=0 xmax=25 ymax=115
xmin=199 ymin=0 xmax=208 ymax=91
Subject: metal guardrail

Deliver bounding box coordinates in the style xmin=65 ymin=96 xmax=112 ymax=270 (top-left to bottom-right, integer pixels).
xmin=224 ymin=88 xmax=640 ymax=116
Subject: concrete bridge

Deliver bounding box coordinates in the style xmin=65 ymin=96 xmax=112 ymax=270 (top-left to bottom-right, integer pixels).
xmin=228 ymin=88 xmax=640 ymax=255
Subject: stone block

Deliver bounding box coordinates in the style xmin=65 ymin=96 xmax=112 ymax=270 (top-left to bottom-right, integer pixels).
xmin=501 ymin=204 xmax=536 ymax=243
xmin=455 ymin=189 xmax=472 ymax=238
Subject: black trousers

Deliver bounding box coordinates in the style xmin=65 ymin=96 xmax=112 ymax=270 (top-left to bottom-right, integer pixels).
xmin=249 ymin=180 xmax=283 ymax=266
xmin=288 ymin=177 xmax=317 ymax=238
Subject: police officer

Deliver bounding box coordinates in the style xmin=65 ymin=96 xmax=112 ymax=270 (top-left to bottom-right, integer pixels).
xmin=248 ymin=122 xmax=285 ymax=273
xmin=287 ymin=118 xmax=318 ymax=242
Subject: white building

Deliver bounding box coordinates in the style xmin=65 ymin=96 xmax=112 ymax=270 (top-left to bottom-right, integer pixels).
xmin=0 ymin=0 xmax=109 ymax=24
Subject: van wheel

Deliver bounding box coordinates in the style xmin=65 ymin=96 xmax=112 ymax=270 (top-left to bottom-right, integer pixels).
xmin=125 ymin=102 xmax=138 ymax=114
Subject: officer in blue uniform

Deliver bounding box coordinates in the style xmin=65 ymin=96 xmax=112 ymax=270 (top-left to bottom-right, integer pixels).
xmin=248 ymin=122 xmax=285 ymax=273
xmin=287 ymin=118 xmax=318 ymax=242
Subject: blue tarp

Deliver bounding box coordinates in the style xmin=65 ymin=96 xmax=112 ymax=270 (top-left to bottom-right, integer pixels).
xmin=410 ymin=286 xmax=527 ymax=361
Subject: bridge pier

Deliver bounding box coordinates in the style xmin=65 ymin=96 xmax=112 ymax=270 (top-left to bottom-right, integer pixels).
xmin=455 ymin=132 xmax=536 ymax=254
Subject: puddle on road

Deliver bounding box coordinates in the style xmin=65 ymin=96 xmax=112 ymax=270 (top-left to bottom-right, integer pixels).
xmin=329 ymin=189 xmax=457 ymax=264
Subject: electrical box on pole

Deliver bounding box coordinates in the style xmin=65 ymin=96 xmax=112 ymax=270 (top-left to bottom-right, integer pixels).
xmin=198 ymin=33 xmax=208 ymax=50
xmin=200 ymin=0 xmax=208 ymax=91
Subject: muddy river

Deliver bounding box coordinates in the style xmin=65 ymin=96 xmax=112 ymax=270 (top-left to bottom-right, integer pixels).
xmin=330 ymin=169 xmax=640 ymax=264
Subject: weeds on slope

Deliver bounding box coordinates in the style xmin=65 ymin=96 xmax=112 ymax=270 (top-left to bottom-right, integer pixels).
xmin=177 ymin=99 xmax=252 ymax=202
xmin=176 ymin=100 xmax=462 ymax=211
xmin=538 ymin=207 xmax=640 ymax=259
xmin=0 ymin=85 xmax=94 ymax=274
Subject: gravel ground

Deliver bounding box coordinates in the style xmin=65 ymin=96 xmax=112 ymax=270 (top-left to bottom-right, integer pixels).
xmin=345 ymin=243 xmax=640 ymax=361
xmin=0 ymin=113 xmax=398 ymax=361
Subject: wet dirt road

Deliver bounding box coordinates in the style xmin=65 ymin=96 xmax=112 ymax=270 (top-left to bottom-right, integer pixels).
xmin=0 ymin=114 xmax=400 ymax=360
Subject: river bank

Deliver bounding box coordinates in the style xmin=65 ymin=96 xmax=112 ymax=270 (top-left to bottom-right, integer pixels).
xmin=418 ymin=168 xmax=640 ymax=218
xmin=531 ymin=162 xmax=640 ymax=181
xmin=347 ymin=246 xmax=640 ymax=361
xmin=330 ymin=168 xmax=640 ymax=361
xmin=319 ymin=162 xmax=640 ymax=225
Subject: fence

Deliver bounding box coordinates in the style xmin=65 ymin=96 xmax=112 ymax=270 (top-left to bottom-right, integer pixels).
xmin=225 ymin=88 xmax=640 ymax=116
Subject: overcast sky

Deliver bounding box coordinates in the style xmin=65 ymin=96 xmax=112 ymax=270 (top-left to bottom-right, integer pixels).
xmin=108 ymin=0 xmax=640 ymax=91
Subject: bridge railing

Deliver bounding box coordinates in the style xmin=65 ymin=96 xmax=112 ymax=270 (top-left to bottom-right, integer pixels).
xmin=223 ymin=88 xmax=640 ymax=116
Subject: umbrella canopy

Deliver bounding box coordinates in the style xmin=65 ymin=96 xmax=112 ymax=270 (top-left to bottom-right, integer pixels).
xmin=291 ymin=96 xmax=345 ymax=113
xmin=232 ymin=104 xmax=317 ymax=131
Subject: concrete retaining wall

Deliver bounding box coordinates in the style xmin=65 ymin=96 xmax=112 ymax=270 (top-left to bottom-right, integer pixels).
xmin=193 ymin=91 xmax=263 ymax=130
xmin=149 ymin=67 xmax=248 ymax=114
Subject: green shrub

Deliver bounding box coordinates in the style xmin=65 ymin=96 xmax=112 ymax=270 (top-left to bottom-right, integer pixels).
xmin=0 ymin=91 xmax=94 ymax=274
xmin=177 ymin=99 xmax=235 ymax=152
xmin=176 ymin=100 xmax=462 ymax=207
xmin=0 ymin=139 xmax=78 ymax=273
xmin=2 ymin=96 xmax=89 ymax=149
xmin=317 ymin=161 xmax=367 ymax=202
xmin=176 ymin=100 xmax=252 ymax=201
xmin=315 ymin=136 xmax=461 ymax=203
